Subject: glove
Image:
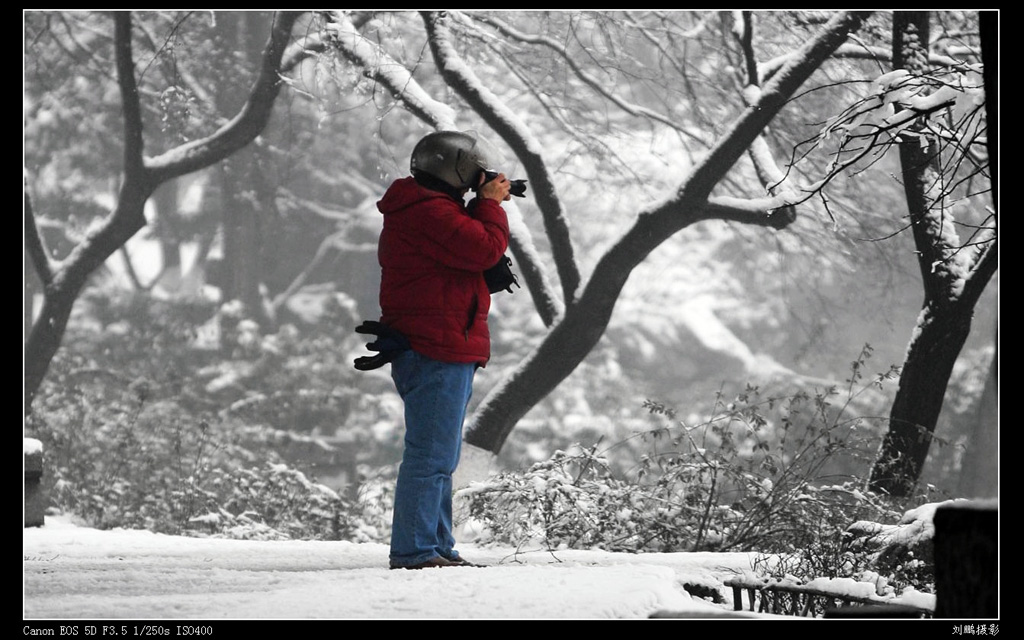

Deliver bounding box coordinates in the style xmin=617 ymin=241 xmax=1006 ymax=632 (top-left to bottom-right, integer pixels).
xmin=353 ymin=321 xmax=411 ymax=371
xmin=484 ymin=254 xmax=520 ymax=294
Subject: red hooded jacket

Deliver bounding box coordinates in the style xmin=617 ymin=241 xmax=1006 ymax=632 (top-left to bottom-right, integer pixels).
xmin=376 ymin=177 xmax=510 ymax=365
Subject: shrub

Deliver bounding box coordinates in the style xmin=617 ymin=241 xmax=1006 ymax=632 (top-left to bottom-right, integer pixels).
xmin=27 ymin=287 xmax=397 ymax=541
xmin=29 ymin=378 xmax=365 ymax=540
xmin=460 ymin=346 xmax=904 ymax=555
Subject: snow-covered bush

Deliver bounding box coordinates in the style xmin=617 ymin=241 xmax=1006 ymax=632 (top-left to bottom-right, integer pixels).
xmin=460 ymin=346 xmax=906 ymax=554
xmin=27 ymin=287 xmax=396 ymax=541
xmin=746 ymin=499 xmax=944 ymax=599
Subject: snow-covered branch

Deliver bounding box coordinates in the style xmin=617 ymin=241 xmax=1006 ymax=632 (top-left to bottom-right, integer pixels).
xmin=505 ymin=201 xmax=564 ymax=325
xmin=731 ymin=14 xmax=800 ymax=224
xmin=701 ymin=194 xmax=799 ymax=229
xmin=959 ymin=235 xmax=997 ymax=307
xmin=319 ymin=11 xmax=457 ymax=131
xmin=776 ymin=64 xmax=987 ymax=223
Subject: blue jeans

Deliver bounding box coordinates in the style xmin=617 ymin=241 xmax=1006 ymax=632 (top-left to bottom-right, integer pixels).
xmin=389 ymin=349 xmax=476 ymax=567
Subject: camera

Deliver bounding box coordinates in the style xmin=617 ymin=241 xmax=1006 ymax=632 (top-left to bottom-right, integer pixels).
xmin=478 ymin=170 xmax=528 ymax=198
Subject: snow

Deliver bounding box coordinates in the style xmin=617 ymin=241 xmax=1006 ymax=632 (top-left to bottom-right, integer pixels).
xmin=25 ymin=514 xmax=782 ymax=621
xmin=23 ymin=509 xmax=951 ymax=622
xmin=674 ymin=295 xmax=796 ymax=379
xmin=24 ymin=438 xmax=43 ymax=456
xmin=324 ymin=12 xmax=457 ymax=131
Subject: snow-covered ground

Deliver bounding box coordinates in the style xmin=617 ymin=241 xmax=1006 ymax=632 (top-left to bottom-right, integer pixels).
xmin=23 ymin=513 xmax=955 ymax=623
xmin=24 ymin=514 xmax=783 ymax=620
xmin=21 ymin=446 xmax=954 ymax=623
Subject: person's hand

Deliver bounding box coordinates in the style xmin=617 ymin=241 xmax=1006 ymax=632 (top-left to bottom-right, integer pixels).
xmin=479 ymin=171 xmax=512 ymax=202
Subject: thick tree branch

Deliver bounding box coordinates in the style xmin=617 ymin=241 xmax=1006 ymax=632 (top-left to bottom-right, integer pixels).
xmin=145 ymin=11 xmax=303 ymax=183
xmin=115 ymin=12 xmax=147 ymax=188
xmin=320 ymin=11 xmax=457 ymax=131
xmin=732 ymin=12 xmax=799 ymax=224
xmin=701 ymin=195 xmax=798 ymax=229
xmin=52 ymin=12 xmax=153 ymax=280
xmin=681 ymin=13 xmax=871 ymax=206
xmin=960 ymin=237 xmax=997 ymax=310
xmin=736 ymin=11 xmax=759 ymax=86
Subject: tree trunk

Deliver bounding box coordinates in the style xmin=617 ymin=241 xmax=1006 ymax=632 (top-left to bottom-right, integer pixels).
xmin=867 ymin=11 xmax=996 ymax=496
xmin=25 ymin=186 xmax=154 ymax=412
xmin=25 ymin=12 xmax=156 ymax=411
xmin=870 ymin=302 xmax=974 ymax=495
xmin=213 ymin=13 xmax=275 ymax=325
xmin=153 ymin=181 xmax=181 ymax=288
xmin=216 ymin=148 xmax=267 ymax=317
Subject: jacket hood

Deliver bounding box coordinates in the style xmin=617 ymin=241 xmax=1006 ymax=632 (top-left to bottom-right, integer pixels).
xmin=377 ymin=176 xmax=462 ymax=216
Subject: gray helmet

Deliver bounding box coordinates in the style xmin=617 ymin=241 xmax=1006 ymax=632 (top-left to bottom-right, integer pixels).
xmin=410 ymin=131 xmax=491 ymax=189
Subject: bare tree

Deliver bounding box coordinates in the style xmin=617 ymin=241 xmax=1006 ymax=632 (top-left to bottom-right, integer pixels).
xmin=744 ymin=12 xmax=995 ymax=496
xmin=744 ymin=12 xmax=995 ymax=497
xmin=864 ymin=12 xmax=996 ymax=496
xmin=24 ymin=11 xmax=306 ymax=412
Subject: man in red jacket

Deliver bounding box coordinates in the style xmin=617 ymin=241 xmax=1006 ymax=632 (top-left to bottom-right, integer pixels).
xmin=375 ymin=131 xmax=511 ymax=569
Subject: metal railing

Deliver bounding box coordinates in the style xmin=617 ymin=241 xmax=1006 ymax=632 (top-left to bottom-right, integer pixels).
xmin=724 ymin=576 xmax=934 ymax=618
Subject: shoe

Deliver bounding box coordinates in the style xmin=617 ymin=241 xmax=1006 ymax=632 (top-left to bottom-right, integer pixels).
xmin=446 ymin=556 xmax=485 ymax=567
xmin=389 ymin=556 xmax=456 ymax=570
